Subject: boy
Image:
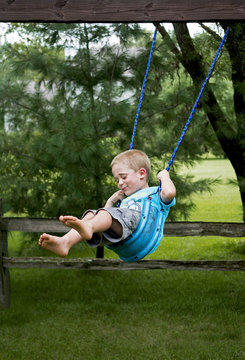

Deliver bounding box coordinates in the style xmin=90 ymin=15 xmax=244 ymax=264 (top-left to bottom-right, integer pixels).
xmin=39 ymin=150 xmax=176 ymax=261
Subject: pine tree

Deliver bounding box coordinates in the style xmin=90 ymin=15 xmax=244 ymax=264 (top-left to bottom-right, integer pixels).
xmin=0 ymin=23 xmax=144 ymax=217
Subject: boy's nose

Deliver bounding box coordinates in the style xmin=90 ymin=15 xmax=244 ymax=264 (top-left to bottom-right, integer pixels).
xmin=118 ymin=179 xmax=124 ymax=187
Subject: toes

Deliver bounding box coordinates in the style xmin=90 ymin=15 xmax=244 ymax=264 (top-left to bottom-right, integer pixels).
xmin=39 ymin=233 xmax=46 ymax=244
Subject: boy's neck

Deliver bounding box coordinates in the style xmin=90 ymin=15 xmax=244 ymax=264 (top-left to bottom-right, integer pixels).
xmin=128 ymin=183 xmax=149 ymax=197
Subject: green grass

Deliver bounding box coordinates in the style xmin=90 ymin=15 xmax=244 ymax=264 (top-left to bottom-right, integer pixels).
xmin=182 ymin=158 xmax=243 ymax=222
xmin=1 ymin=270 xmax=245 ymax=359
xmin=1 ymin=158 xmax=245 ymax=360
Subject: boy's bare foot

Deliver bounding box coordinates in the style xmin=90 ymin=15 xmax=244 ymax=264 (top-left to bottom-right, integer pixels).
xmin=59 ymin=215 xmax=93 ymax=241
xmin=38 ymin=233 xmax=69 ymax=257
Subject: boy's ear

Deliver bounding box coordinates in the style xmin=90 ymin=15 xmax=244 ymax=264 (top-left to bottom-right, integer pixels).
xmin=138 ymin=168 xmax=147 ymax=179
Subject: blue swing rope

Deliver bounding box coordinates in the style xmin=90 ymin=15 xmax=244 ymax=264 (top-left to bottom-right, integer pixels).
xmin=129 ymin=28 xmax=158 ymax=150
xmin=129 ymin=26 xmax=230 ymax=171
xmin=165 ymin=27 xmax=230 ymax=171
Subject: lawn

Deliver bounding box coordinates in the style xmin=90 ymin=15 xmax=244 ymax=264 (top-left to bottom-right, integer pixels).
xmin=181 ymin=158 xmax=243 ymax=222
xmin=1 ymin=158 xmax=245 ymax=360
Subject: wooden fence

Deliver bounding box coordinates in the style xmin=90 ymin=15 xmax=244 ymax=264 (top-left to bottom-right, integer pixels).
xmin=1 ymin=214 xmax=245 ymax=308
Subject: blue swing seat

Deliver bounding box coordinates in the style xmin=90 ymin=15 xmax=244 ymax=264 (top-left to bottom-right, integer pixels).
xmin=106 ymin=189 xmax=170 ymax=262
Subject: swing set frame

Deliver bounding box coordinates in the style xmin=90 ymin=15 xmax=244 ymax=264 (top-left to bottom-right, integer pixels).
xmin=0 ymin=0 xmax=244 ymax=22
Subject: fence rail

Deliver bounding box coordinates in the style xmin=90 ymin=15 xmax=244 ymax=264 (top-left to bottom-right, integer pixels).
xmin=1 ymin=217 xmax=245 ymax=237
xmin=3 ymin=257 xmax=245 ymax=272
xmin=1 ymin=216 xmax=245 ymax=308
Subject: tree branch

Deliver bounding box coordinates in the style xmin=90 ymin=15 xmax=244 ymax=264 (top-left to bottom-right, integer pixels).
xmin=157 ymin=23 xmax=237 ymax=152
xmin=173 ymin=23 xmax=205 ymax=82
xmin=198 ymin=23 xmax=223 ymax=42
xmin=153 ymin=22 xmax=182 ymax=61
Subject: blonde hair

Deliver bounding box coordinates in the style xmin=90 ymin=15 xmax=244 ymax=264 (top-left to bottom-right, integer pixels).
xmin=111 ymin=150 xmax=151 ymax=181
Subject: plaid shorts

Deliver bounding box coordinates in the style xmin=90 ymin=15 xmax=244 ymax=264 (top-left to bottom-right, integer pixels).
xmin=83 ymin=207 xmax=141 ymax=248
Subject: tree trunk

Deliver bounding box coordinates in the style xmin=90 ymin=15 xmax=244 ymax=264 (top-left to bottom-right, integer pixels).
xmin=220 ymin=22 xmax=245 ymax=221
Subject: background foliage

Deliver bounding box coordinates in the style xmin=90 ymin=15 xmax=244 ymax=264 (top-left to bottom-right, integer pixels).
xmin=0 ymin=23 xmax=242 ymax=221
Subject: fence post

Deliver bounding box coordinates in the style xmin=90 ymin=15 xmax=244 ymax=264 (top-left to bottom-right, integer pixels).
xmin=96 ymin=246 xmax=104 ymax=259
xmin=0 ymin=199 xmax=10 ymax=308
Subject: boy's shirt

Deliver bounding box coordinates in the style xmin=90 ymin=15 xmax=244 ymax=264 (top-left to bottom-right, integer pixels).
xmin=120 ymin=186 xmax=176 ymax=213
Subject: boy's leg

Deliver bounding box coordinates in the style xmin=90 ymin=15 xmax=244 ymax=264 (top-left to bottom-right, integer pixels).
xmin=39 ymin=212 xmax=96 ymax=257
xmin=61 ymin=210 xmax=123 ymax=241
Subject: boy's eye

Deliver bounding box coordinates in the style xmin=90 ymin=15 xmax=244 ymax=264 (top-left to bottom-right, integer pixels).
xmin=114 ymin=174 xmax=127 ymax=183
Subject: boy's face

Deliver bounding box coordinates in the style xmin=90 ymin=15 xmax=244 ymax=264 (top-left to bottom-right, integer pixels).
xmin=112 ymin=162 xmax=148 ymax=196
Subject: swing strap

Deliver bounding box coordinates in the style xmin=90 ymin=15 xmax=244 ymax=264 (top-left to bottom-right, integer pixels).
xmin=166 ymin=27 xmax=230 ymax=171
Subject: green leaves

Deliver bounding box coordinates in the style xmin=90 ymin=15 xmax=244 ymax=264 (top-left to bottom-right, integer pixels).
xmin=0 ymin=24 xmax=146 ymax=217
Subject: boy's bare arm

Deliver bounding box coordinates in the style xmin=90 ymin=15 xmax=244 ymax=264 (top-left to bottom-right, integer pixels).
xmin=104 ymin=190 xmax=125 ymax=208
xmin=157 ymin=170 xmax=176 ymax=203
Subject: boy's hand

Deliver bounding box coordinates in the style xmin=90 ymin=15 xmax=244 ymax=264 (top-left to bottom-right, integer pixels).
xmin=105 ymin=190 xmax=125 ymax=208
xmin=157 ymin=170 xmax=176 ymax=203
xmin=157 ymin=169 xmax=171 ymax=182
